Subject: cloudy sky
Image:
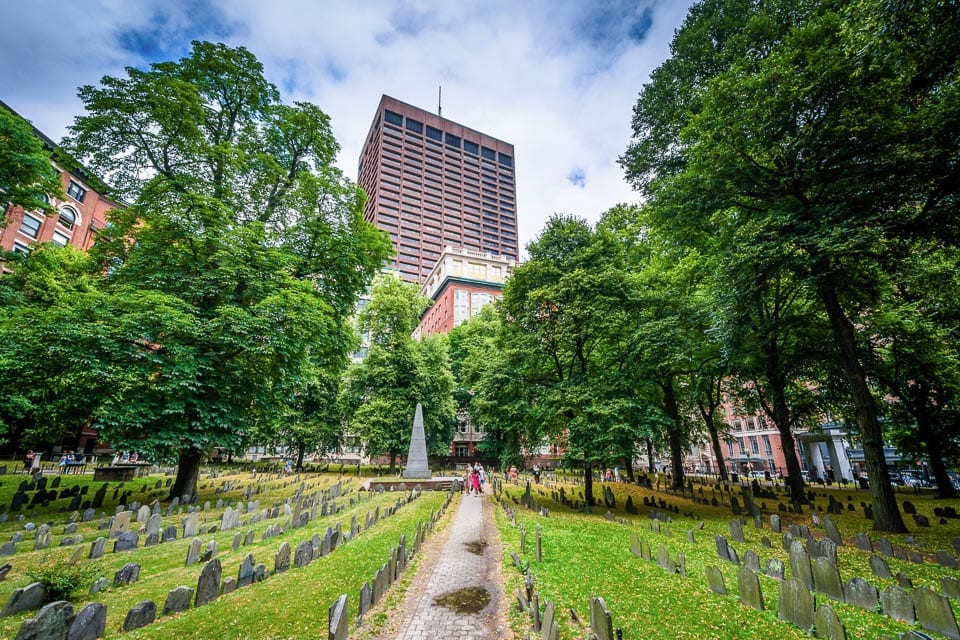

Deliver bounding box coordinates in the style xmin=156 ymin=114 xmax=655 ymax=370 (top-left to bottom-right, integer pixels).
xmin=1 ymin=0 xmax=694 ymax=251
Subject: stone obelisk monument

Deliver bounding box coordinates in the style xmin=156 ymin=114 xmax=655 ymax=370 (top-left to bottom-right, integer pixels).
xmin=402 ymin=403 xmax=432 ymax=479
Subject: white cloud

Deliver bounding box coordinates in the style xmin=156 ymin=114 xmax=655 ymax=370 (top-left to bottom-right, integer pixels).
xmin=0 ymin=0 xmax=694 ymax=253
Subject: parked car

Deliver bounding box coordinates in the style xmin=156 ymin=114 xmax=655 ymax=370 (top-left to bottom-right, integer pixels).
xmin=747 ymin=470 xmax=766 ymax=480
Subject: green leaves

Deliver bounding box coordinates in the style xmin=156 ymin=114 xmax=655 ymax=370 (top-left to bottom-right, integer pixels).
xmin=0 ymin=104 xmax=64 ymax=214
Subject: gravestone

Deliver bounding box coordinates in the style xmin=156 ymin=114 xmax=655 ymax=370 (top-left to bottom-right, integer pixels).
xmin=237 ymin=553 xmax=255 ymax=587
xmin=743 ymin=549 xmax=760 ymax=573
xmin=137 ymin=505 xmax=151 ymax=524
xmin=0 ymin=542 xmax=14 ymax=556
xmin=843 ymin=577 xmax=878 ymax=611
xmin=943 ymin=576 xmax=960 ymax=600
xmin=854 ymin=532 xmax=872 ymax=552
xmin=113 ymin=562 xmax=141 ymax=586
xmin=730 ymin=519 xmax=745 ymax=543
xmin=823 ymin=517 xmax=842 ymax=546
xmin=14 ymin=600 xmax=73 ymax=640
xmin=162 ymin=526 xmax=176 ymax=543
xmin=146 ymin=514 xmax=162 ymax=537
xmin=877 ymin=537 xmax=894 ymax=557
xmin=232 ymin=533 xmax=241 ymax=551
xmin=812 ymin=556 xmax=843 ymax=602
xmin=813 ymin=603 xmax=847 ymax=640
xmin=183 ymin=512 xmax=199 ymax=538
xmin=109 ymin=511 xmax=131 ymax=539
xmin=715 ymin=535 xmax=731 ymax=563
xmin=869 ymin=554 xmax=892 ymax=579
xmin=630 ymin=533 xmax=641 ymax=557
xmin=201 ymin=540 xmax=217 ymax=562
xmin=761 ymin=536 xmax=772 ymax=548
xmin=294 ymin=540 xmax=313 ymax=568
xmin=656 ymin=544 xmax=675 ymax=573
xmin=185 ymin=537 xmax=202 ymax=566
xmin=881 ymin=585 xmax=915 ymax=624
xmin=541 ymin=600 xmax=559 ymax=640
xmin=401 ymin=404 xmax=431 ymax=479
xmin=162 ymin=586 xmax=193 ymax=616
xmin=88 ymin=537 xmax=107 ymax=559
xmin=1 ymin=582 xmax=47 ymax=617
xmin=123 ymin=600 xmax=156 ymax=632
xmin=89 ymin=578 xmax=109 ymax=594
xmin=737 ymin=565 xmax=765 ymax=611
xmin=766 ymin=558 xmax=785 ymax=580
xmin=789 ymin=540 xmax=814 ymax=591
xmin=589 ymin=596 xmax=613 ymax=640
xmin=820 ymin=539 xmax=838 ymax=565
xmin=329 ymin=594 xmax=349 ymax=640
xmin=639 ymin=538 xmax=651 ymax=562
xmin=67 ymin=602 xmax=107 ymax=640
xmin=194 ymin=559 xmax=222 ymax=607
xmin=778 ymin=577 xmax=815 ymax=632
xmin=771 ymin=514 xmax=781 ymax=533
xmin=705 ymin=565 xmax=727 ymax=595
xmin=222 ymin=577 xmax=237 ymax=595
xmin=244 ymin=529 xmax=255 ymax=546
xmin=937 ymin=551 xmax=959 ymax=569
xmin=897 ymin=572 xmax=914 ymax=589
xmin=914 ymin=586 xmax=960 ymax=640
xmin=275 ymin=542 xmax=291 ymax=574
xmin=113 ymin=531 xmax=138 ymax=553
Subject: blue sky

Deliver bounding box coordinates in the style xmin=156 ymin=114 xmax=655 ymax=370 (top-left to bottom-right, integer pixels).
xmin=0 ymin=0 xmax=694 ymax=251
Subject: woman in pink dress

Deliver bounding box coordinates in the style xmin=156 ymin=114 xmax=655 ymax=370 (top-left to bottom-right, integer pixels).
xmin=471 ymin=467 xmax=482 ymax=495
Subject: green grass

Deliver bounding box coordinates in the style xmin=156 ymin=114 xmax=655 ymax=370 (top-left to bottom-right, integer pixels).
xmin=494 ymin=477 xmax=960 ymax=640
xmin=0 ymin=468 xmax=452 ymax=639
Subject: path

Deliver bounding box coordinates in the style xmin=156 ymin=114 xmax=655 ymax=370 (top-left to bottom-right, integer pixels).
xmin=384 ymin=490 xmax=512 ymax=640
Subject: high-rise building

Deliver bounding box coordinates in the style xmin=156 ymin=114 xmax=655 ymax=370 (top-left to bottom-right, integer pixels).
xmin=357 ymin=95 xmax=519 ymax=284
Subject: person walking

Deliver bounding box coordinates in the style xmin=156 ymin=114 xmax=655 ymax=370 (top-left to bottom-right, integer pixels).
xmin=470 ymin=465 xmax=482 ymax=495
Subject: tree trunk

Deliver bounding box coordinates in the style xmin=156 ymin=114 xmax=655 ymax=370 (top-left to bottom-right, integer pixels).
xmin=817 ymin=270 xmax=907 ymax=533
xmin=646 ymin=439 xmax=655 ymax=473
xmin=584 ymin=462 xmax=595 ymax=506
xmin=388 ymin=452 xmax=397 ymax=474
xmin=661 ymin=378 xmax=686 ymax=490
xmin=698 ymin=401 xmax=729 ymax=483
xmin=916 ymin=412 xmax=957 ymax=500
xmin=764 ymin=373 xmax=806 ymax=503
xmin=169 ymin=447 xmax=202 ymax=501
xmin=295 ymin=441 xmax=305 ymax=472
xmin=623 ymin=456 xmax=635 ymax=482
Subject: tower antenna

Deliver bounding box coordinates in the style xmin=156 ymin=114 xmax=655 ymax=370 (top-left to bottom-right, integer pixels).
xmin=438 ymin=86 xmax=442 ymax=117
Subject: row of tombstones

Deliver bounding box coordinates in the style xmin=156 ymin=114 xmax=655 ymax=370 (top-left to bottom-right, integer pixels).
xmin=10 ymin=488 xmax=422 ymax=637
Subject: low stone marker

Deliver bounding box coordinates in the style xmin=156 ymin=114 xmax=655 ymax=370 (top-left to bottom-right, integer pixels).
xmin=14 ymin=600 xmax=73 ymax=640
xmin=123 ymin=600 xmax=156 ymax=632
xmin=162 ymin=586 xmax=193 ymax=616
xmin=195 ymin=558 xmax=222 ymax=607
xmin=113 ymin=562 xmax=141 ymax=586
xmin=813 ymin=602 xmax=846 ymax=640
xmin=1 ymin=582 xmax=47 ymax=617
xmin=854 ymin=532 xmax=872 ymax=552
xmin=880 ymin=585 xmax=915 ymax=624
xmin=185 ymin=537 xmax=202 ymax=566
xmin=869 ymin=554 xmax=892 ymax=579
xmin=275 ymin=541 xmax=291 ymax=574
xmin=67 ymin=602 xmax=107 ymax=640
xmin=113 ymin=531 xmax=138 ymax=553
xmin=766 ymin=558 xmax=785 ymax=581
xmin=705 ymin=565 xmax=727 ymax=596
xmin=811 ymin=556 xmax=843 ymax=602
xmin=842 ymin=577 xmax=878 ymax=611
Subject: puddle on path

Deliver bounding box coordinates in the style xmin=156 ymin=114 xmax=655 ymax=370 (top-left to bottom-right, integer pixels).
xmin=464 ymin=539 xmax=488 ymax=555
xmin=433 ymin=586 xmax=491 ymax=614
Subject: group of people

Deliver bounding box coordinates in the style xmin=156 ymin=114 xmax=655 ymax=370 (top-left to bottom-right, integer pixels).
xmin=462 ymin=462 xmax=486 ymax=496
xmin=57 ymin=450 xmax=85 ymax=473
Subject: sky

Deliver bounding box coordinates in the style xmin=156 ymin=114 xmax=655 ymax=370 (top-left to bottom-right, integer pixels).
xmin=0 ymin=0 xmax=695 ymax=253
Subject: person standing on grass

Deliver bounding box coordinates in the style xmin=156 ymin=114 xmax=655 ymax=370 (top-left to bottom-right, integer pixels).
xmin=23 ymin=450 xmax=34 ymax=474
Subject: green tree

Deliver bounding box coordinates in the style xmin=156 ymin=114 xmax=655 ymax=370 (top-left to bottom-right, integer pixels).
xmin=0 ymin=104 xmax=63 ymax=216
xmin=341 ymin=273 xmax=454 ymax=472
xmin=58 ymin=41 xmax=389 ymax=498
xmin=622 ymin=0 xmax=959 ymax=531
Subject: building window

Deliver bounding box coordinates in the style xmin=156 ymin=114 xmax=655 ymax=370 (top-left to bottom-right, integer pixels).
xmin=455 ymin=445 xmax=469 ymax=457
xmin=481 ymin=146 xmax=496 ymax=160
xmin=67 ymin=180 xmax=86 ymax=202
xmin=405 ymin=118 xmax=423 ymax=134
xmin=18 ymin=214 xmax=43 ymax=239
xmin=750 ymin=436 xmax=760 ymax=455
xmin=426 ymin=125 xmax=442 ymax=141
xmin=384 ymin=110 xmax=403 ymax=126
xmin=498 ymin=152 xmax=513 ymax=167
xmin=454 ymin=289 xmax=469 ymax=325
xmin=58 ymin=206 xmax=77 ymax=230
xmin=51 ymin=230 xmax=70 ymax=247
xmin=464 ymin=140 xmax=479 ymax=155
xmin=12 ymin=241 xmax=32 ymax=255
xmin=445 ymin=133 xmax=461 ymax=148
xmin=762 ymin=435 xmax=773 ymax=456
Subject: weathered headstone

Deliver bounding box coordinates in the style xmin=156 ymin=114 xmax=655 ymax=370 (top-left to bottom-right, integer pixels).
xmin=109 ymin=511 xmax=131 ymax=539
xmin=237 ymin=553 xmax=255 ymax=587
xmin=705 ymin=565 xmax=727 ymax=595
xmin=823 ymin=517 xmax=842 ymax=546
xmin=842 ymin=577 xmax=878 ymax=611
xmin=737 ymin=565 xmax=765 ymax=611
xmin=944 ymin=576 xmax=960 ymax=600
xmin=914 ymin=586 xmax=960 ymax=640
xmin=869 ymin=554 xmax=892 ymax=579
xmin=813 ymin=603 xmax=847 ymax=640
xmin=854 ymin=532 xmax=872 ymax=552
xmin=589 ymin=596 xmax=613 ymax=640
xmin=812 ymin=556 xmax=843 ymax=602
xmin=1 ymin=582 xmax=48 ymax=617
xmin=194 ymin=559 xmax=222 ymax=607
xmin=328 ymin=594 xmax=348 ymax=640
xmin=294 ymin=540 xmax=313 ymax=568
xmin=162 ymin=586 xmax=193 ymax=617
xmin=656 ymin=544 xmax=675 ymax=573
xmin=185 ymin=537 xmax=202 ymax=566
xmin=715 ymin=535 xmax=731 ymax=563
xmin=778 ymin=577 xmax=815 ymax=632
xmin=137 ymin=505 xmax=151 ymax=524
xmin=743 ymin=549 xmax=760 ymax=573
xmin=880 ymin=585 xmax=915 ymax=624
xmin=937 ymin=551 xmax=959 ymax=569
xmin=123 ymin=600 xmax=156 ymax=632
xmin=275 ymin=542 xmax=291 ymax=574
xmin=789 ymin=540 xmax=814 ymax=591
xmin=113 ymin=531 xmax=138 ymax=553
xmin=730 ymin=519 xmax=745 ymax=543
xmin=766 ymin=558 xmax=785 ymax=580
xmin=183 ymin=511 xmax=200 ymax=538
xmin=14 ymin=600 xmax=73 ymax=640
xmin=877 ymin=537 xmax=894 ymax=557
xmin=770 ymin=514 xmax=781 ymax=533
xmin=113 ymin=562 xmax=141 ymax=586
xmin=67 ymin=602 xmax=107 ymax=640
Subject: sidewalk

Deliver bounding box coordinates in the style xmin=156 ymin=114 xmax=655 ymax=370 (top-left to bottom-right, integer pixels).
xmin=389 ymin=490 xmax=511 ymax=640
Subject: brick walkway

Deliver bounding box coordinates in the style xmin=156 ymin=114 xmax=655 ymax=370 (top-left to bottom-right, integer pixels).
xmin=389 ymin=490 xmax=511 ymax=640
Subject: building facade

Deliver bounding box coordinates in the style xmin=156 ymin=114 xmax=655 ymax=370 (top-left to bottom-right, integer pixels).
xmin=357 ymin=95 xmax=519 ymax=284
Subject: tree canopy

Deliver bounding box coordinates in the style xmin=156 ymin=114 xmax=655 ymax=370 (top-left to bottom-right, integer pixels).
xmin=0 ymin=104 xmax=63 ymax=216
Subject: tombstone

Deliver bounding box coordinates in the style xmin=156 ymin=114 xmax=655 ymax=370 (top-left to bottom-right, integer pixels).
xmin=903 ymin=500 xmax=917 ymax=514
xmin=854 ymin=532 xmax=872 ymax=552
xmin=881 ymin=585 xmax=915 ymax=624
xmin=244 ymin=529 xmax=255 ymax=546
xmin=822 ymin=517 xmax=842 ymax=546
xmin=715 ymin=535 xmax=731 ymax=563
xmin=877 ymin=537 xmax=894 ymax=557
xmin=146 ymin=513 xmax=162 ymax=537
xmin=542 ymin=601 xmax=559 ymax=640
xmin=767 ymin=514 xmax=780 ymax=533
xmin=64 ymin=522 xmax=78 ymax=535
xmin=0 ymin=542 xmax=15 ymax=557
xmin=111 ymin=530 xmax=138 ymax=553
xmin=944 ymin=577 xmax=960 ymax=600
xmin=123 ymin=600 xmax=156 ymax=632
xmin=743 ymin=549 xmax=760 ymax=573
xmin=738 ymin=565 xmax=765 ymax=611
xmin=89 ymin=577 xmax=109 ymax=594
xmin=113 ymin=562 xmax=141 ymax=586
xmin=82 ymin=508 xmax=95 ymax=523
xmin=1 ymin=582 xmax=47 ymax=617
xmin=109 ymin=511 xmax=131 ymax=539
xmin=183 ymin=511 xmax=200 ymax=538
xmin=185 ymin=537 xmax=202 ymax=566
xmin=766 ymin=558 xmax=785 ymax=580
xmin=705 ymin=565 xmax=727 ymax=595
xmin=14 ymin=600 xmax=73 ymax=640
xmin=820 ymin=539 xmax=838 ymax=565
xmin=842 ymin=577 xmax=878 ymax=611
xmin=329 ymin=594 xmax=349 ymax=640
xmin=231 ymin=533 xmax=241 ymax=552
xmin=201 ymin=540 xmax=218 ymax=562
xmin=221 ymin=577 xmax=237 ymax=595
xmin=811 ymin=556 xmax=843 ymax=602
xmin=730 ymin=519 xmax=745 ymax=543
xmin=914 ymin=586 xmax=960 ymax=640
xmin=867 ymin=554 xmax=892 ymax=580
xmin=813 ymin=603 xmax=847 ymax=640
xmin=639 ymin=538 xmax=651 ymax=562
xmin=294 ymin=540 xmax=313 ymax=568
xmin=937 ymin=551 xmax=959 ymax=569
xmin=656 ymin=544 xmax=675 ymax=573
xmin=589 ymin=596 xmax=613 ymax=640
xmin=782 ymin=532 xmax=795 ymax=553
xmin=194 ymin=559 xmax=222 ymax=607
xmin=161 ymin=586 xmax=193 ymax=617
xmin=897 ymin=572 xmax=914 ymax=589
xmin=907 ymin=549 xmax=924 ymax=563
xmin=789 ymin=540 xmax=814 ymax=591
xmin=91 ymin=485 xmax=106 ymax=509
xmin=137 ymin=505 xmax=151 ymax=524
xmin=237 ymin=553 xmax=255 ymax=587
xmin=33 ymin=530 xmax=51 ymax=551
xmin=778 ymin=577 xmax=816 ymax=632
xmin=67 ymin=602 xmax=107 ymax=640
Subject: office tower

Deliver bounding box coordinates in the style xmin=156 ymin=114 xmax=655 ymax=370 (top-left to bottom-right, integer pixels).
xmin=357 ymin=95 xmax=519 ymax=284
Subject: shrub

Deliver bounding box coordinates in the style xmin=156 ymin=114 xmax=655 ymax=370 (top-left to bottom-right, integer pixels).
xmin=26 ymin=556 xmax=99 ymax=601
